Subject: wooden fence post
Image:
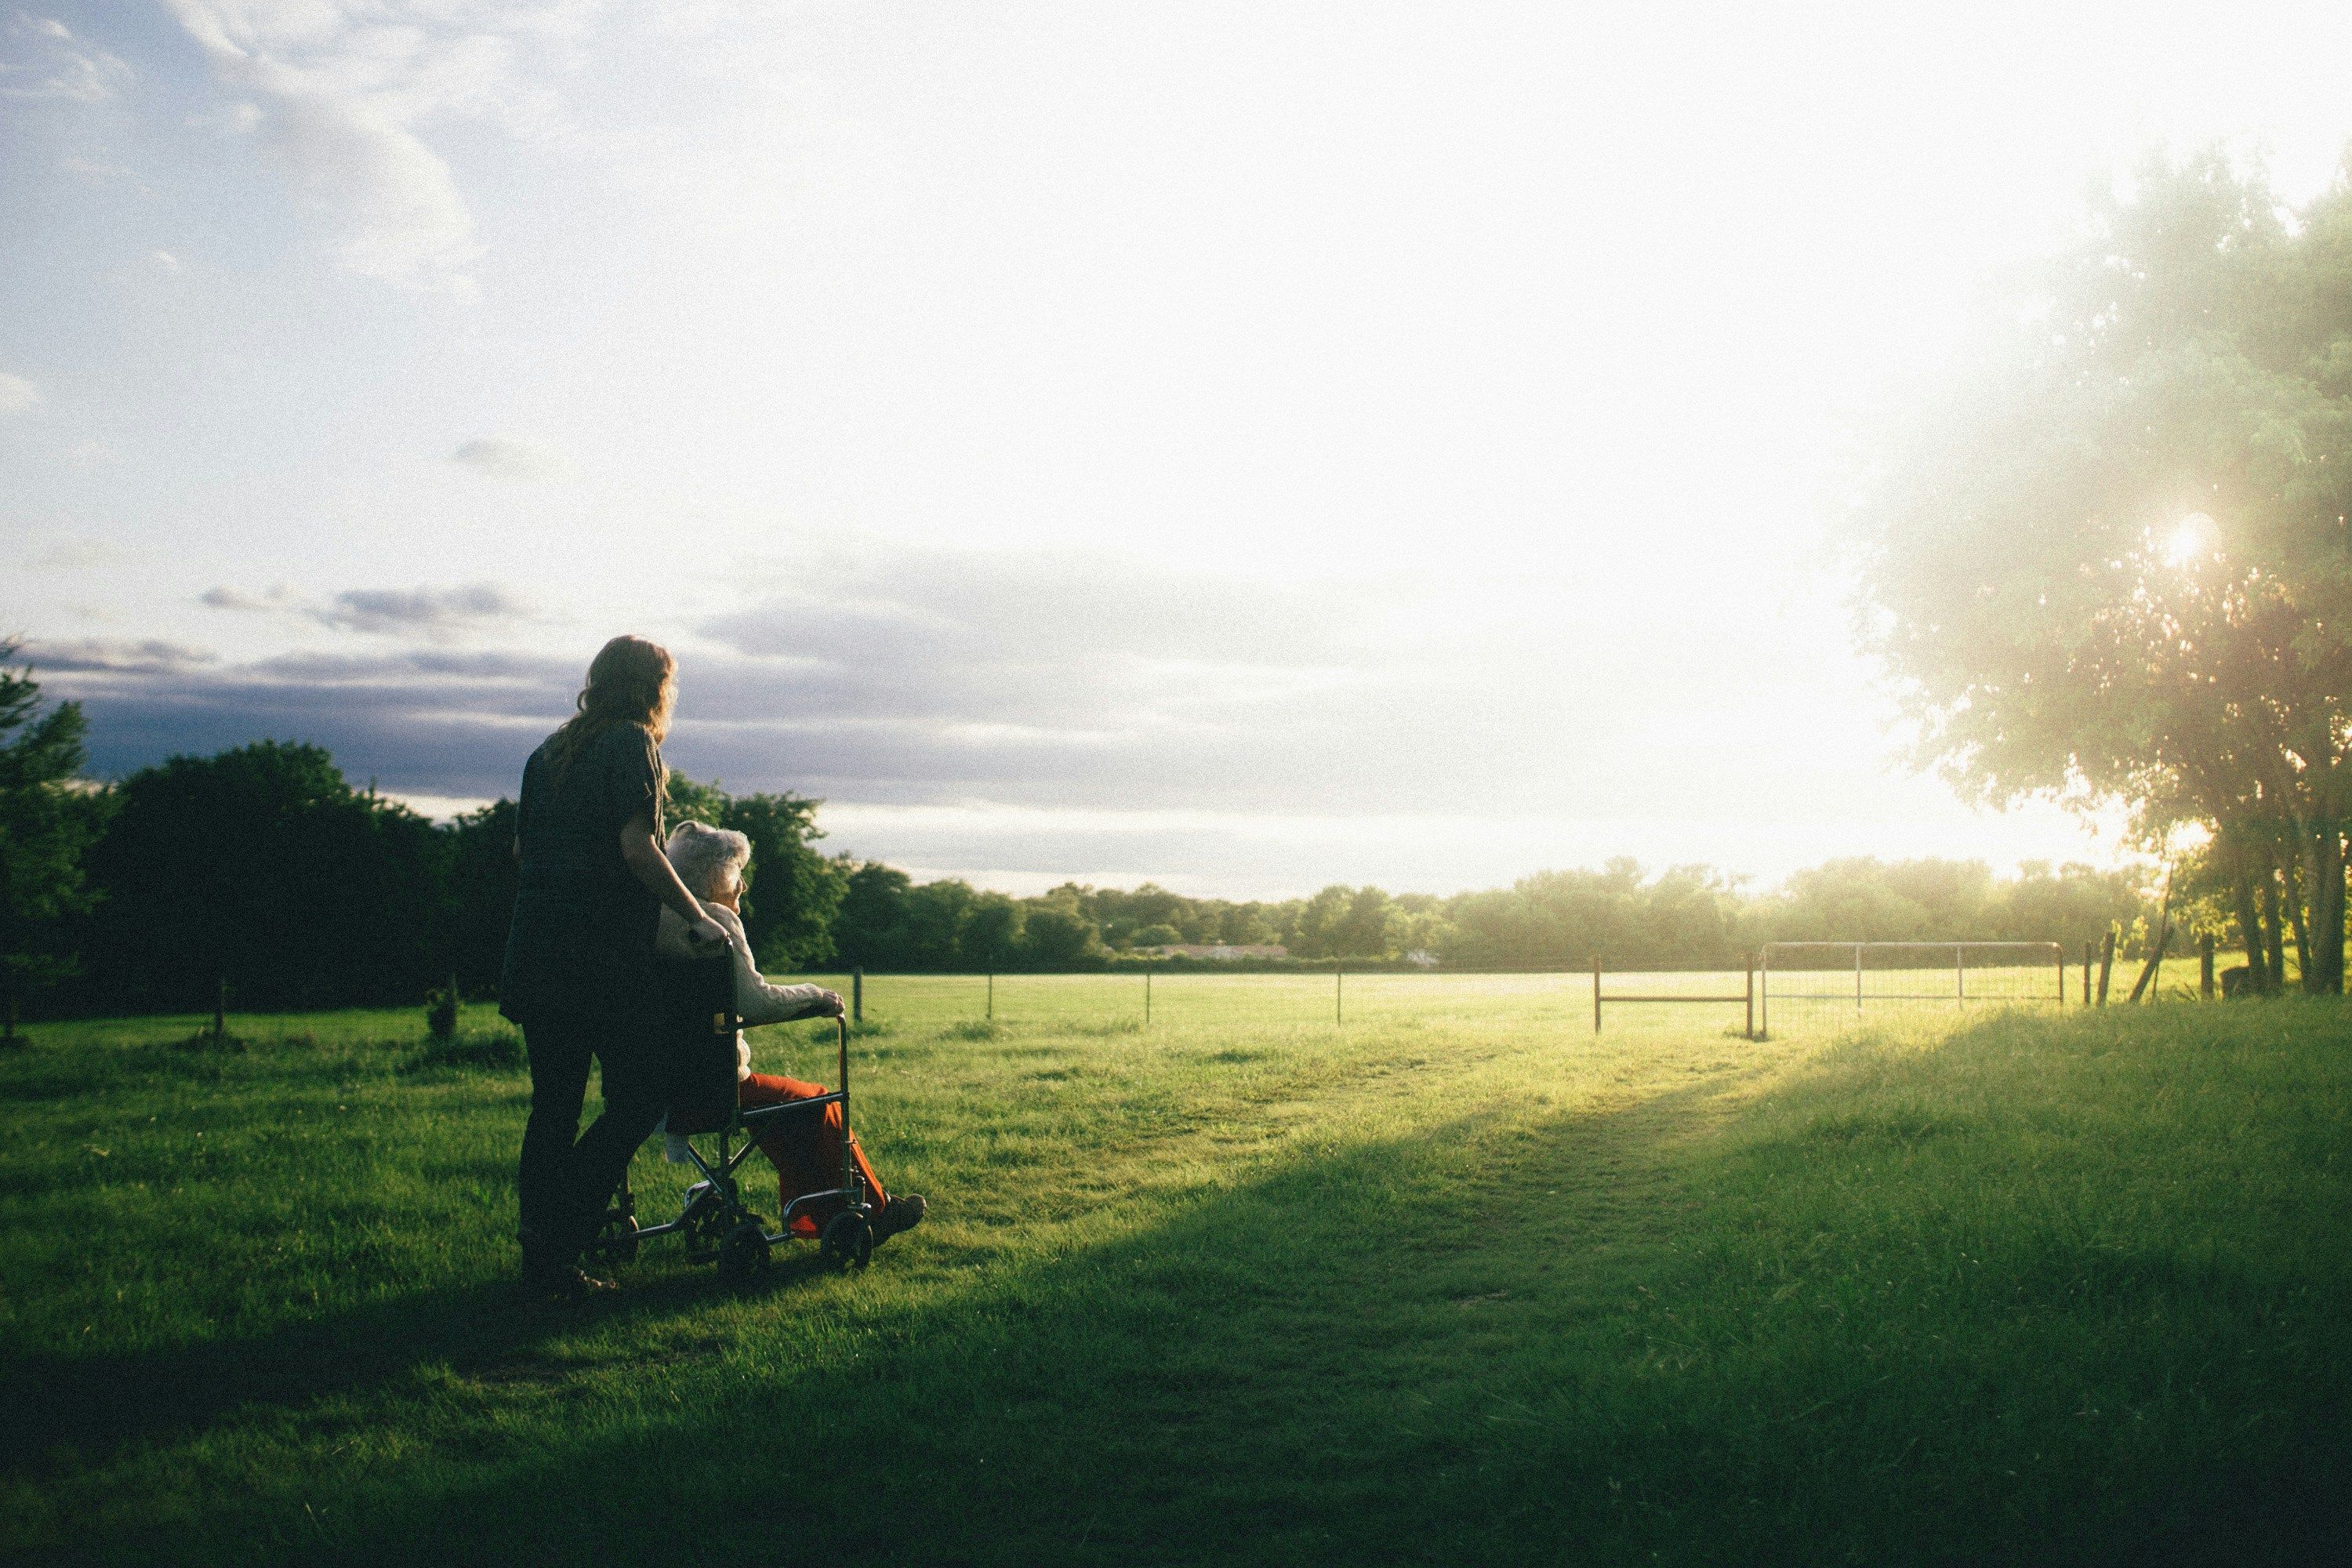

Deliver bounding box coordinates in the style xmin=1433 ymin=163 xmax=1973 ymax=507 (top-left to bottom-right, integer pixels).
xmin=1744 ymin=960 xmax=1755 ymax=1040
xmin=2199 ymin=933 xmax=2216 ymax=1000
xmin=2082 ymin=942 xmax=2093 ymax=1007
xmin=2096 ymin=931 xmax=2115 ymax=1005
xmin=852 ymin=967 xmax=862 ymax=1024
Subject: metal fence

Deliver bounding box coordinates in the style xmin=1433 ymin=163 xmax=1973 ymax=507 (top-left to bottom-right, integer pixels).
xmin=1756 ymin=942 xmax=2067 ymax=1038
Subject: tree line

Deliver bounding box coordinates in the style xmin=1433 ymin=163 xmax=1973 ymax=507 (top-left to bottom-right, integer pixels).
xmin=2 ymin=654 xmax=2161 ymax=1025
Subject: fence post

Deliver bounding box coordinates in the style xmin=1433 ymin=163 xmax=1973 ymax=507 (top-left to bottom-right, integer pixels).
xmin=2199 ymin=932 xmax=2216 ymax=1000
xmin=1592 ymin=953 xmax=1602 ymax=1034
xmin=1744 ymin=960 xmax=1755 ymax=1040
xmin=2096 ymin=931 xmax=2114 ymax=1004
xmin=2082 ymin=942 xmax=2093 ymax=1007
xmin=852 ymin=967 xmax=862 ymax=1024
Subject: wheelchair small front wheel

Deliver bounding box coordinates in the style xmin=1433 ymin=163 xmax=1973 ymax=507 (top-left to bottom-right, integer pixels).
xmin=587 ymin=1210 xmax=640 ymax=1267
xmin=717 ymin=1221 xmax=770 ymax=1285
xmin=820 ymin=1211 xmax=873 ymax=1271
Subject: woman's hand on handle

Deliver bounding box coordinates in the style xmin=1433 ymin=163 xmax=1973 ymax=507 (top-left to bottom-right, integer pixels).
xmin=617 ymin=808 xmax=729 ymax=946
xmin=813 ymin=989 xmax=847 ymax=1018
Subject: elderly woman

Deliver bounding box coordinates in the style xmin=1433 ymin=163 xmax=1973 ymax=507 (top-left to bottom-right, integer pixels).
xmin=655 ymin=820 xmax=925 ymax=1247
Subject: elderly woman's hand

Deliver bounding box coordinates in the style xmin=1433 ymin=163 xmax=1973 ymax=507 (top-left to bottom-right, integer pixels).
xmin=814 ymin=989 xmax=847 ymax=1018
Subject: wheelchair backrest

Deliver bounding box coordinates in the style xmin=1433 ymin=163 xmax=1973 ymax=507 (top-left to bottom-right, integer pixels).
xmin=657 ymin=952 xmax=740 ymax=1118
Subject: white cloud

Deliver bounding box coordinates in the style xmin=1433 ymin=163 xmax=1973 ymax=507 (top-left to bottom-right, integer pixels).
xmin=0 ymin=371 xmax=39 ymax=414
xmin=1 ymin=11 xmax=131 ymax=102
xmin=154 ymin=2 xmax=532 ymax=291
xmin=448 ymin=436 xmax=569 ymax=481
xmin=148 ymin=249 xmax=182 ymax=274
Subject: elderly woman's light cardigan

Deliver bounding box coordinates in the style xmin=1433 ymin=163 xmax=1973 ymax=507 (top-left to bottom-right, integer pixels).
xmin=651 ymin=898 xmax=833 ymax=1160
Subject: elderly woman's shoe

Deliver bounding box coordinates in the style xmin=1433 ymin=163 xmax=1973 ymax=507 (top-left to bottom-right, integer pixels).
xmin=869 ymin=1193 xmax=925 ymax=1248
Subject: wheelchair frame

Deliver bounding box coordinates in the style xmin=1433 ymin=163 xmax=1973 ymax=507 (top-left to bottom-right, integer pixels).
xmin=591 ymin=983 xmax=877 ymax=1281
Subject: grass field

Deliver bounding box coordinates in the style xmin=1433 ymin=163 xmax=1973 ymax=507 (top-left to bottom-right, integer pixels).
xmin=3 ymin=976 xmax=2347 ymax=1565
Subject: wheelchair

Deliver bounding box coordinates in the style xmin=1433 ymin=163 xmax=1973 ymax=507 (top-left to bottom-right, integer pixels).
xmin=586 ymin=953 xmax=877 ymax=1283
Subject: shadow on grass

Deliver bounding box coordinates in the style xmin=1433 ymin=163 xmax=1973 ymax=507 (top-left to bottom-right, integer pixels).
xmin=13 ymin=1014 xmax=2352 ymax=1566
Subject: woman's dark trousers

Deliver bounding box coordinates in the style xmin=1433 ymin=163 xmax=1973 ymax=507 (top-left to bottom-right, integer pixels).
xmin=519 ymin=1009 xmax=668 ymax=1268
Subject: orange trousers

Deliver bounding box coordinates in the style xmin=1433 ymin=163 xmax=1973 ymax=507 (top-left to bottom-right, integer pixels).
xmin=739 ymin=1072 xmax=887 ymax=1235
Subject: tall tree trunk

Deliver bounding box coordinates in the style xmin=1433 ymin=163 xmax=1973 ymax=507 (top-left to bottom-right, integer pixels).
xmin=2257 ymin=849 xmax=2286 ymax=993
xmin=2304 ymin=817 xmax=2347 ymax=995
xmin=2274 ymin=840 xmax=2307 ymax=993
xmin=2230 ymin=844 xmax=2270 ymax=993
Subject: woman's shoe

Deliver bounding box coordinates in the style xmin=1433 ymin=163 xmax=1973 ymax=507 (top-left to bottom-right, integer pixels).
xmin=869 ymin=1193 xmax=926 ymax=1248
xmin=521 ymin=1258 xmax=618 ymax=1298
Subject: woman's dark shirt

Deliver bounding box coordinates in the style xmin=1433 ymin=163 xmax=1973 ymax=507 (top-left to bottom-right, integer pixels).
xmin=498 ymin=723 xmax=663 ymax=1027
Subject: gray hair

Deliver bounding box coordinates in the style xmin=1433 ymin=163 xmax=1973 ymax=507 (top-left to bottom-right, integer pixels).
xmin=665 ymin=820 xmax=751 ymax=900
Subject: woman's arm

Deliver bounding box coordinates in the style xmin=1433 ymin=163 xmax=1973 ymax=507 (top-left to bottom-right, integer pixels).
xmin=618 ymin=809 xmax=728 ymax=949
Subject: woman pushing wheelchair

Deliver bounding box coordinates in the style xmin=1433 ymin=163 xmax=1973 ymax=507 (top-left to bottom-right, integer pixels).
xmin=499 ymin=635 xmax=920 ymax=1297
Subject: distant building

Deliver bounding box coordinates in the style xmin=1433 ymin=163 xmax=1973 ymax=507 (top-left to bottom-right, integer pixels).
xmin=1403 ymin=949 xmax=1439 ymax=969
xmin=1138 ymin=943 xmax=1289 ymax=960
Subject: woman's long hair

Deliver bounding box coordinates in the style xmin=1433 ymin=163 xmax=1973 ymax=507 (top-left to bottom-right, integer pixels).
xmin=543 ymin=635 xmax=676 ymax=786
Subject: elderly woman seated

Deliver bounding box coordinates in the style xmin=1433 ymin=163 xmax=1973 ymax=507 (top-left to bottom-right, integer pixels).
xmin=655 ymin=820 xmax=925 ymax=1247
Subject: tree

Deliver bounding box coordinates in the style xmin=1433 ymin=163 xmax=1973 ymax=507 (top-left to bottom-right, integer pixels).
xmin=0 ymin=648 xmax=112 ymax=1038
xmin=832 ymin=860 xmax=914 ymax=969
xmin=1018 ymin=902 xmax=1104 ymax=968
xmin=1849 ymin=151 xmax=2352 ymax=992
xmin=959 ymin=894 xmax=1024 ymax=969
xmin=82 ymin=742 xmax=445 ymax=1013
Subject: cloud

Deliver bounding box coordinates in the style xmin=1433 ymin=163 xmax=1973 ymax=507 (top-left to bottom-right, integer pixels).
xmin=156 ymin=2 xmax=503 ymax=291
xmin=448 ymin=437 xmax=568 ymax=481
xmin=314 ymin=583 xmax=532 ymax=635
xmin=0 ymin=371 xmax=38 ymax=414
xmin=1 ymin=12 xmax=132 ymax=103
xmin=201 ymin=580 xmax=532 ymax=639
xmin=199 ymin=583 xmax=296 ymax=612
xmin=27 ymin=538 xmax=126 ymax=572
xmin=15 ymin=638 xmax=218 ymax=675
xmin=148 ymin=249 xmax=182 ymax=274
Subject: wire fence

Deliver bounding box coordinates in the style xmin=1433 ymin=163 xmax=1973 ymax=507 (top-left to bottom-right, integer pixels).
xmin=763 ymin=944 xmax=2131 ymax=1038
xmin=1758 ymin=942 xmax=2067 ymax=1036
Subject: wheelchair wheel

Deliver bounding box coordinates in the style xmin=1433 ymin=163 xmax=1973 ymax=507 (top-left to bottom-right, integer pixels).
xmin=820 ymin=1211 xmax=873 ymax=1272
xmin=586 ymin=1210 xmax=640 ymax=1267
xmin=717 ymin=1221 xmax=770 ymax=1285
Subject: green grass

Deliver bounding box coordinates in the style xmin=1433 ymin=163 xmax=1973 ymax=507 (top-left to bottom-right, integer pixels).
xmin=2 ymin=986 xmax=2347 ymax=1565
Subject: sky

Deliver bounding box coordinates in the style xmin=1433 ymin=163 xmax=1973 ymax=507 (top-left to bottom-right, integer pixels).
xmin=6 ymin=2 xmax=2352 ymax=898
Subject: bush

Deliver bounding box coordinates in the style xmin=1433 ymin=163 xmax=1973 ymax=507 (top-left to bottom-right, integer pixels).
xmin=425 ymin=981 xmax=459 ymax=1041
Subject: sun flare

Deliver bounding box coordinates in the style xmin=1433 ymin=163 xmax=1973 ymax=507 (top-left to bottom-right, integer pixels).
xmin=2164 ymin=512 xmax=2218 ymax=568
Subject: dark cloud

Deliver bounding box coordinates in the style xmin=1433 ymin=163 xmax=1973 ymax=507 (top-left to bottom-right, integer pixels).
xmin=16 ymin=638 xmax=218 ymax=674
xmin=200 ymin=581 xmax=532 ymax=639
xmin=314 ymin=584 xmax=532 ymax=634
xmin=46 ymin=554 xmax=1750 ymax=826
